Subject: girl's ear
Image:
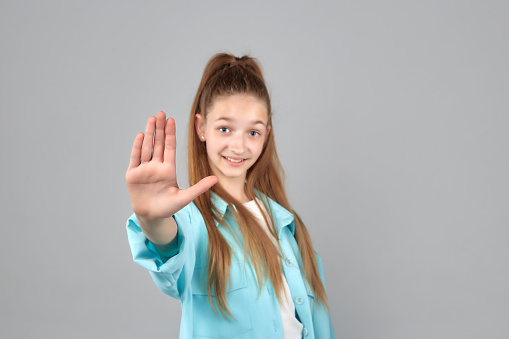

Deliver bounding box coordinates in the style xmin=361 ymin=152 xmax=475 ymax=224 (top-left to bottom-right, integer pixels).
xmin=195 ymin=114 xmax=206 ymax=141
xmin=265 ymin=125 xmax=271 ymax=140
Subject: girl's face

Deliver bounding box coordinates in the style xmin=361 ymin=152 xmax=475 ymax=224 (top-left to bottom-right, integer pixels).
xmin=195 ymin=94 xmax=271 ymax=188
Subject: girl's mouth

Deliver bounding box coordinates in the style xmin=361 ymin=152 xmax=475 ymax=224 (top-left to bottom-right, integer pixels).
xmin=223 ymin=156 xmax=246 ymax=166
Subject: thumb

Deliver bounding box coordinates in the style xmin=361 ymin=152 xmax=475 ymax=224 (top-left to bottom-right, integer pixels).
xmin=178 ymin=176 xmax=219 ymax=205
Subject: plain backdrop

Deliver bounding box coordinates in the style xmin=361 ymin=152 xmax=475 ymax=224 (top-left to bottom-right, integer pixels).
xmin=1 ymin=0 xmax=508 ymax=338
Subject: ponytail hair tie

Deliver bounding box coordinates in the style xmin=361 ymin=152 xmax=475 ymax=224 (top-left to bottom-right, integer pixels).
xmin=229 ymin=60 xmax=247 ymax=68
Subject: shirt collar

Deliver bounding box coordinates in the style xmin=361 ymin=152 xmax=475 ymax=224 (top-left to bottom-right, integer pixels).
xmin=210 ymin=191 xmax=295 ymax=238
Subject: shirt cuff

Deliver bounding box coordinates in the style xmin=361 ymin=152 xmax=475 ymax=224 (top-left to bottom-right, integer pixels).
xmin=152 ymin=228 xmax=179 ymax=262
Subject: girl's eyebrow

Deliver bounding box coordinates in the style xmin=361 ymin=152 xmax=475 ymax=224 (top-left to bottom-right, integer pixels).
xmin=214 ymin=116 xmax=266 ymax=126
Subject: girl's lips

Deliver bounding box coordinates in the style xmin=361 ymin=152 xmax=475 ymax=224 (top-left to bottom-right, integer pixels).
xmin=222 ymin=156 xmax=246 ymax=167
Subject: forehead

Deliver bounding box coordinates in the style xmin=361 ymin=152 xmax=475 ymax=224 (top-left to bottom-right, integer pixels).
xmin=207 ymin=94 xmax=268 ymax=124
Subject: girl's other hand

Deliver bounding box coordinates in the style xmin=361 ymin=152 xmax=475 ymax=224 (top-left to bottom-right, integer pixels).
xmin=126 ymin=111 xmax=218 ymax=222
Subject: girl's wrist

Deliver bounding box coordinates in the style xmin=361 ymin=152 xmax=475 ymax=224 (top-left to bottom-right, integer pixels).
xmin=136 ymin=214 xmax=177 ymax=247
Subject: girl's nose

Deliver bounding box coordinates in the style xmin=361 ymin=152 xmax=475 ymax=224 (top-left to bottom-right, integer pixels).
xmin=229 ymin=134 xmax=246 ymax=154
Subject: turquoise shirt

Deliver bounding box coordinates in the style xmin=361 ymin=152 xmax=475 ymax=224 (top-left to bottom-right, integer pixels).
xmin=126 ymin=193 xmax=335 ymax=338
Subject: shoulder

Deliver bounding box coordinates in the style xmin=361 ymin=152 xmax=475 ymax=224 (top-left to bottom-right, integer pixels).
xmin=127 ymin=202 xmax=204 ymax=230
xmin=174 ymin=201 xmax=198 ymax=220
xmin=172 ymin=201 xmax=208 ymax=229
xmin=257 ymin=193 xmax=294 ymax=217
xmin=314 ymin=249 xmax=323 ymax=264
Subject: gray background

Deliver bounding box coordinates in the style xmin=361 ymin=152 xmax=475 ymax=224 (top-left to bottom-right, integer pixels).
xmin=1 ymin=0 xmax=508 ymax=338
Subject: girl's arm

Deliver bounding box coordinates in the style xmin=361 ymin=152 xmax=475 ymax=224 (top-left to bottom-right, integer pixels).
xmin=125 ymin=111 xmax=217 ymax=249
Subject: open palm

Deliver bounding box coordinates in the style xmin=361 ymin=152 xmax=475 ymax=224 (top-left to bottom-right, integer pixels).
xmin=126 ymin=111 xmax=217 ymax=221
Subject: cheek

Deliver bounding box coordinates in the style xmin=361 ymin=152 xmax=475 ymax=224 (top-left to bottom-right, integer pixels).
xmin=205 ymin=137 xmax=226 ymax=155
xmin=251 ymin=140 xmax=265 ymax=158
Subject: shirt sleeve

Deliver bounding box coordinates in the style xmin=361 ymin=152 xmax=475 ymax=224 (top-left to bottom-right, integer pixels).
xmin=126 ymin=205 xmax=197 ymax=302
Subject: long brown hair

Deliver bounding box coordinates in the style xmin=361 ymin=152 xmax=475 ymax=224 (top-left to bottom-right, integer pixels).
xmin=187 ymin=53 xmax=328 ymax=317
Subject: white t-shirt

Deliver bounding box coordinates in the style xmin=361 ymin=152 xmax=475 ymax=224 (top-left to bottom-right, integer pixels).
xmin=243 ymin=199 xmax=303 ymax=339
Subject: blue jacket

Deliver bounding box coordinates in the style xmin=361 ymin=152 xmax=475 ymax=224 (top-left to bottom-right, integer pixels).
xmin=126 ymin=193 xmax=335 ymax=338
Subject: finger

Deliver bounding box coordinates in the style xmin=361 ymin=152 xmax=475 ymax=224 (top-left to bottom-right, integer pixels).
xmin=152 ymin=111 xmax=166 ymax=162
xmin=128 ymin=132 xmax=144 ymax=170
xmin=141 ymin=116 xmax=156 ymax=163
xmin=163 ymin=117 xmax=177 ymax=165
xmin=178 ymin=176 xmax=219 ymax=206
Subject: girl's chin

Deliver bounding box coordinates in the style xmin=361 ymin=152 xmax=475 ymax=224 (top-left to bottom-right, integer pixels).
xmin=219 ymin=170 xmax=248 ymax=180
xmin=213 ymin=167 xmax=250 ymax=182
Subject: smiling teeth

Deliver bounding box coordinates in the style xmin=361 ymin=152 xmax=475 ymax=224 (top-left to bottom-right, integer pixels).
xmin=225 ymin=157 xmax=243 ymax=163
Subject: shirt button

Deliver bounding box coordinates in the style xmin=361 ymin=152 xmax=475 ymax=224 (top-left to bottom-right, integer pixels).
xmin=295 ymin=297 xmax=304 ymax=305
xmin=285 ymin=258 xmax=294 ymax=266
xmin=302 ymin=327 xmax=309 ymax=336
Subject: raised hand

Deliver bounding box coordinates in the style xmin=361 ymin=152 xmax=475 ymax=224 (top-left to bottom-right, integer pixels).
xmin=126 ymin=111 xmax=218 ymax=222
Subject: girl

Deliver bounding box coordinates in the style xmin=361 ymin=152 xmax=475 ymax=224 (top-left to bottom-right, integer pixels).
xmin=126 ymin=53 xmax=335 ymax=338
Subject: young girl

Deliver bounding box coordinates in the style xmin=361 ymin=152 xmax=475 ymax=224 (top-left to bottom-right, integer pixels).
xmin=125 ymin=53 xmax=335 ymax=338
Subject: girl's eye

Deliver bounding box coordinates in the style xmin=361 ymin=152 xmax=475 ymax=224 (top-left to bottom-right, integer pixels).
xmin=219 ymin=127 xmax=230 ymax=133
xmin=249 ymin=131 xmax=260 ymax=137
